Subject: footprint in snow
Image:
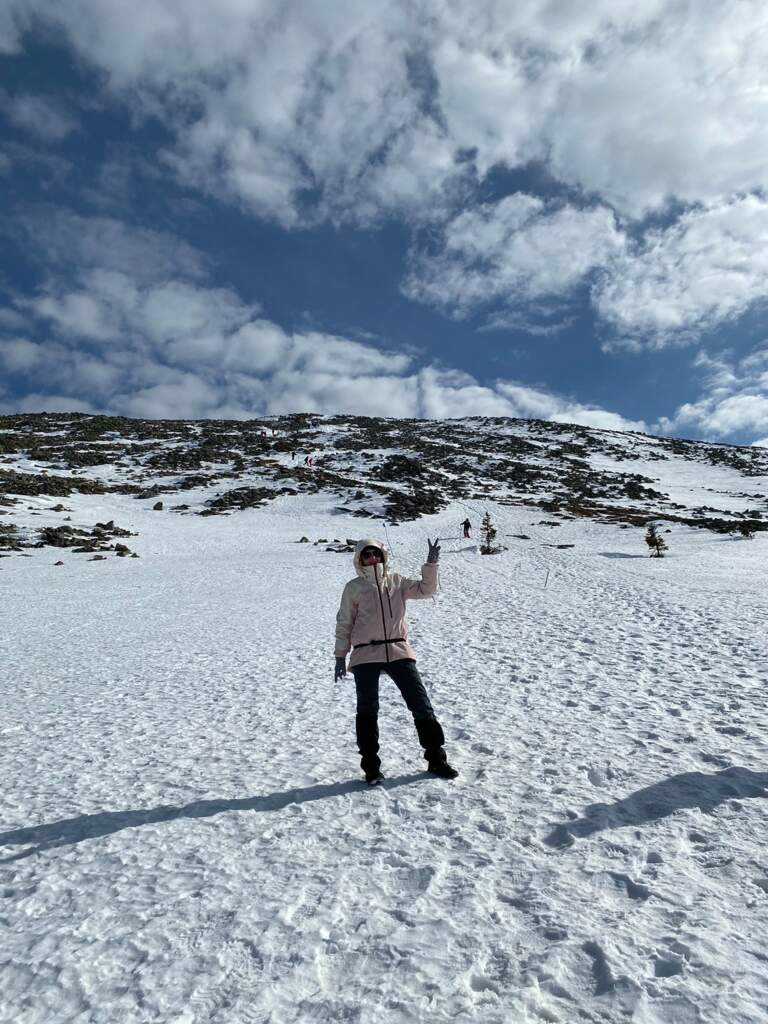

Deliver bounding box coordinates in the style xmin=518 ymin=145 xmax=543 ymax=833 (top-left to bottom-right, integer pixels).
xmin=699 ymin=751 xmax=731 ymax=768
xmin=687 ymin=830 xmax=711 ymax=848
xmin=653 ymin=952 xmax=685 ymax=978
xmin=395 ymin=865 xmax=435 ymax=894
xmin=609 ymin=871 xmax=652 ymax=901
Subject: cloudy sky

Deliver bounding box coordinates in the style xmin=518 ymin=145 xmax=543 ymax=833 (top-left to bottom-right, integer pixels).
xmin=1 ymin=1 xmax=768 ymax=444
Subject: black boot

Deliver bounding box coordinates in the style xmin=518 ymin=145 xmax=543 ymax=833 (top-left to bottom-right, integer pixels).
xmin=415 ymin=717 xmax=459 ymax=779
xmin=356 ymin=714 xmax=381 ymax=780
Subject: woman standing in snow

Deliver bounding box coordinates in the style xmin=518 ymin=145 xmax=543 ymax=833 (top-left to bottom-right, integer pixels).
xmin=334 ymin=538 xmax=459 ymax=785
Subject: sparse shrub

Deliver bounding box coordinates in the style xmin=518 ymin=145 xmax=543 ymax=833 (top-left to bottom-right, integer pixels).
xmin=737 ymin=523 xmax=756 ymax=540
xmin=644 ymin=521 xmax=668 ymax=558
xmin=480 ymin=511 xmax=499 ymax=555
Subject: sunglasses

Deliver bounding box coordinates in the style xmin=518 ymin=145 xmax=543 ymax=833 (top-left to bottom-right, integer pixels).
xmin=360 ymin=548 xmax=383 ymax=560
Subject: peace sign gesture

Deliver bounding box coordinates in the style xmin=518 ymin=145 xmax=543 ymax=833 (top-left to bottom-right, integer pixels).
xmin=427 ymin=537 xmax=441 ymax=563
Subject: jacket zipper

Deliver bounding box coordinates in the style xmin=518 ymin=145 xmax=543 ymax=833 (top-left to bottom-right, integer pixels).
xmin=375 ymin=564 xmax=391 ymax=663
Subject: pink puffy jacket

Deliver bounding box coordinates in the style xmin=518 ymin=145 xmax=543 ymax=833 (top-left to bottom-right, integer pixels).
xmin=334 ymin=537 xmax=438 ymax=669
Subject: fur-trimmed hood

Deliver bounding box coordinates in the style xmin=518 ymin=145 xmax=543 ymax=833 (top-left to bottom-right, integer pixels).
xmin=353 ymin=537 xmax=392 ymax=585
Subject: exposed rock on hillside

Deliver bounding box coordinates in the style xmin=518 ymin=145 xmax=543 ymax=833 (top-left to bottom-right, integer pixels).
xmin=1 ymin=413 xmax=766 ymax=550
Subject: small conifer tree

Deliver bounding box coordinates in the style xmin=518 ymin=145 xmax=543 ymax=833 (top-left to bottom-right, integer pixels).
xmin=738 ymin=523 xmax=756 ymax=540
xmin=644 ymin=521 xmax=668 ymax=558
xmin=480 ymin=511 xmax=498 ymax=555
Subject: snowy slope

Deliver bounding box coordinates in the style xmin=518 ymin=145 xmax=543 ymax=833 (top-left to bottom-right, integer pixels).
xmin=3 ymin=485 xmax=768 ymax=1024
xmin=2 ymin=414 xmax=768 ymax=1023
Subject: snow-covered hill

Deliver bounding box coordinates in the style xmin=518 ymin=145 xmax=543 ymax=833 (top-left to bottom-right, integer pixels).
xmin=2 ymin=413 xmax=768 ymax=1023
xmin=2 ymin=412 xmax=768 ymax=552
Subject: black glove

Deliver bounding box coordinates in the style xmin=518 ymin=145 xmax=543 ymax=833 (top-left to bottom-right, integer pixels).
xmin=334 ymin=657 xmax=347 ymax=681
xmin=427 ymin=537 xmax=441 ymax=563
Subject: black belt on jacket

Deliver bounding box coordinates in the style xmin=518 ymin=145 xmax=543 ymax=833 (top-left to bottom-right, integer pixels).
xmin=353 ymin=638 xmax=405 ymax=650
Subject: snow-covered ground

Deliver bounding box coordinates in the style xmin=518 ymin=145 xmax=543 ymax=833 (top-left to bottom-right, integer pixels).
xmin=2 ymin=490 xmax=768 ymax=1023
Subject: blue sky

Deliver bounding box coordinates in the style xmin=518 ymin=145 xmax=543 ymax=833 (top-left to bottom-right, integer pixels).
xmin=1 ymin=2 xmax=768 ymax=445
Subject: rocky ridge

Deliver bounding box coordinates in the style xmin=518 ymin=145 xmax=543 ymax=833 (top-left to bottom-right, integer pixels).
xmin=1 ymin=412 xmax=767 ymax=560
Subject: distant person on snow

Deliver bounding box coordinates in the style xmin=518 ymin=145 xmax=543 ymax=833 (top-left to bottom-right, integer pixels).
xmin=461 ymin=518 xmax=472 ymax=539
xmin=334 ymin=538 xmax=459 ymax=785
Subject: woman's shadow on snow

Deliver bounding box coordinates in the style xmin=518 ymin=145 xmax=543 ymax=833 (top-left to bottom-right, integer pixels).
xmin=545 ymin=766 xmax=768 ymax=849
xmin=0 ymin=774 xmax=427 ymax=862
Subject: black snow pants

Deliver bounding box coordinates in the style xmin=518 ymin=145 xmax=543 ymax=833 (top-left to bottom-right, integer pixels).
xmin=352 ymin=658 xmax=448 ymax=775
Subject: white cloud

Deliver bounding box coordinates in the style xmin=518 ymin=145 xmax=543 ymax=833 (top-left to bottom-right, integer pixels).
xmin=0 ymin=140 xmax=71 ymax=182
xmin=494 ymin=381 xmax=646 ymax=433
xmin=30 ymin=292 xmax=115 ymax=341
xmin=664 ymin=393 xmax=768 ymax=436
xmin=358 ymin=119 xmax=459 ymax=222
xmin=663 ymin=391 xmax=768 ymax=440
xmin=8 ymin=2 xmax=768 ymax=347
xmin=66 ymin=352 xmax=124 ymax=397
xmin=3 ymin=212 xmax=646 ymax=428
xmin=417 ymin=368 xmax=520 ymax=419
xmin=264 ymin=370 xmax=419 ymax=419
xmin=595 ymin=197 xmax=768 ymax=346
xmin=407 ymin=192 xmax=768 ymax=349
xmin=704 ymin=394 xmax=768 ymax=434
xmin=4 ymin=393 xmax=99 ymax=414
xmin=68 ymin=0 xmax=437 ymax=227
xmin=0 ymin=3 xmax=27 ymax=55
xmin=0 ymin=306 xmax=27 ymax=329
xmin=222 ymin=322 xmax=290 ymax=374
xmin=13 ymin=1 xmax=768 ymax=226
xmin=0 ymin=90 xmax=78 ymax=141
xmin=15 ymin=212 xmax=207 ymax=284
xmin=0 ymin=337 xmax=42 ymax=372
xmin=412 ymin=368 xmax=647 ymax=429
xmin=288 ymin=332 xmax=412 ymax=377
xmin=404 ymin=194 xmax=624 ymax=323
xmin=139 ymin=282 xmax=255 ymax=345
xmin=546 ymin=7 xmax=768 ymax=218
xmin=115 ymin=373 xmax=223 ymax=420
xmin=10 ymin=214 xmax=232 ymax=353
xmin=1 ymin=212 xmax=419 ymax=417
xmin=657 ymin=344 xmax=768 ymax=440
